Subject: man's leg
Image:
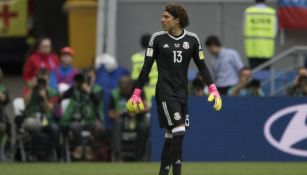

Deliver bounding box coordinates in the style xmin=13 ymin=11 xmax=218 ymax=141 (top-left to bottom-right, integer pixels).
xmin=171 ymin=126 xmax=185 ymax=175
xmin=159 ymin=130 xmax=173 ymax=175
xmin=112 ymin=118 xmax=122 ymax=161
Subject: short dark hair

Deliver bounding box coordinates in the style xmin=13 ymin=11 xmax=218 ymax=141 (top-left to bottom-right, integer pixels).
xmin=239 ymin=66 xmax=252 ymax=74
xmin=205 ymin=35 xmax=221 ymax=47
xmin=140 ymin=33 xmax=151 ymax=49
xmin=165 ymin=3 xmax=190 ymax=28
xmin=255 ymin=0 xmax=266 ymax=3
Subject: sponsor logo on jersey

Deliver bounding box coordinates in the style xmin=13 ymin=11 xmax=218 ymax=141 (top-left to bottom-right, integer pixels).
xmin=199 ymin=51 xmax=205 ymax=60
xmin=146 ymin=48 xmax=153 ymax=57
xmin=183 ymin=42 xmax=189 ymax=49
xmin=174 ymin=43 xmax=180 ymax=48
xmin=174 ymin=112 xmax=181 ymax=120
xmin=163 ymin=44 xmax=169 ymax=48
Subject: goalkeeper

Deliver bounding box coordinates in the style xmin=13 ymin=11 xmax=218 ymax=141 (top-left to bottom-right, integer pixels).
xmin=126 ymin=2 xmax=222 ymax=175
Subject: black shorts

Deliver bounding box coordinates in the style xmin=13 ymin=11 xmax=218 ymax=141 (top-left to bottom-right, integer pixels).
xmin=157 ymin=100 xmax=188 ymax=129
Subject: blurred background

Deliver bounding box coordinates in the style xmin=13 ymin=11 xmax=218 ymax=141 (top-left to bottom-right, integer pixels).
xmin=0 ymin=0 xmax=307 ymax=173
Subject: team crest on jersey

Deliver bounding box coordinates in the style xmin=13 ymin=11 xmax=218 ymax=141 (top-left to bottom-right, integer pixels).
xmin=174 ymin=112 xmax=181 ymax=120
xmin=183 ymin=42 xmax=189 ymax=49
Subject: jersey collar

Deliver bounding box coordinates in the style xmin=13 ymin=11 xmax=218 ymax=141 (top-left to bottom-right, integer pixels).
xmin=167 ymin=29 xmax=186 ymax=40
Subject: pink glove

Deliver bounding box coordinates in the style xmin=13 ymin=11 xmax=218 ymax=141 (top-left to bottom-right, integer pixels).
xmin=208 ymin=84 xmax=222 ymax=111
xmin=126 ymin=88 xmax=144 ymax=113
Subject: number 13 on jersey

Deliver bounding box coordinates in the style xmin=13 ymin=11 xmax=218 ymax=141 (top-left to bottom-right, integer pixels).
xmin=173 ymin=51 xmax=182 ymax=63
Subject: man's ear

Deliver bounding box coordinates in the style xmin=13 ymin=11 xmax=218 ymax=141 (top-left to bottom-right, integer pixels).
xmin=175 ymin=18 xmax=180 ymax=24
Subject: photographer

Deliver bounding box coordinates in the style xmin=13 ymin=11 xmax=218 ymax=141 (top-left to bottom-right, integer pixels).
xmin=21 ymin=68 xmax=60 ymax=158
xmin=60 ymin=67 xmax=104 ymax=160
xmin=109 ymin=75 xmax=149 ymax=161
xmin=227 ymin=67 xmax=265 ymax=96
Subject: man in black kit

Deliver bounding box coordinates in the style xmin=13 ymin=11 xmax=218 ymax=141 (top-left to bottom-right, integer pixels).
xmin=126 ymin=3 xmax=222 ymax=175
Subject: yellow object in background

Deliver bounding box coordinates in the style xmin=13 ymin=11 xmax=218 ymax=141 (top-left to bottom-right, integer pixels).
xmin=0 ymin=0 xmax=28 ymax=37
xmin=65 ymin=0 xmax=97 ymax=68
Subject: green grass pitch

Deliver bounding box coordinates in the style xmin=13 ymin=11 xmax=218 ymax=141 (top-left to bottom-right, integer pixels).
xmin=0 ymin=162 xmax=307 ymax=175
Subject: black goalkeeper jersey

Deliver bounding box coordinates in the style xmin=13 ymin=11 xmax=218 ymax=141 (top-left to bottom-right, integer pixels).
xmin=136 ymin=30 xmax=214 ymax=104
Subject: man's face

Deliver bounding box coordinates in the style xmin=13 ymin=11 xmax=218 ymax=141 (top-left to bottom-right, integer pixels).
xmin=160 ymin=11 xmax=179 ymax=31
xmin=240 ymin=69 xmax=252 ymax=82
xmin=298 ymin=68 xmax=307 ymax=77
xmin=119 ymin=77 xmax=132 ymax=96
xmin=61 ymin=54 xmax=73 ymax=66
xmin=39 ymin=39 xmax=52 ymax=55
xmin=86 ymin=70 xmax=96 ymax=84
xmin=207 ymin=45 xmax=220 ymax=56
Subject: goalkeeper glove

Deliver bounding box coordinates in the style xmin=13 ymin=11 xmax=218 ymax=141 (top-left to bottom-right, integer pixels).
xmin=126 ymin=88 xmax=144 ymax=113
xmin=208 ymin=84 xmax=222 ymax=111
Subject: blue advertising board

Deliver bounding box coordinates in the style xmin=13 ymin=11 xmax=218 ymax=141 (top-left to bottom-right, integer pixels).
xmin=150 ymin=97 xmax=307 ymax=161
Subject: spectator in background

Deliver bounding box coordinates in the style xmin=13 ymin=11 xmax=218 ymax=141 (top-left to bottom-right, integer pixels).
xmin=95 ymin=54 xmax=129 ymax=131
xmin=23 ymin=37 xmax=59 ymax=85
xmin=21 ymin=68 xmax=59 ymax=158
xmin=0 ymin=68 xmax=9 ymax=144
xmin=290 ymin=67 xmax=307 ymax=91
xmin=60 ymin=68 xmax=104 ymax=160
xmin=287 ymin=76 xmax=307 ymax=96
xmin=205 ymin=35 xmax=243 ymax=95
xmin=228 ymin=67 xmax=265 ymax=96
xmin=244 ymin=0 xmax=277 ymax=68
xmin=191 ymin=78 xmax=206 ymax=96
xmin=49 ymin=47 xmax=78 ymax=91
xmin=109 ymin=75 xmax=149 ymax=161
xmin=131 ymin=34 xmax=158 ymax=106
xmin=297 ymin=67 xmax=307 ymax=79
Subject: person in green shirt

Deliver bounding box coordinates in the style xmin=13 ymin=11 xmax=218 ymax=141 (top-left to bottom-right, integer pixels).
xmin=109 ymin=75 xmax=149 ymax=161
xmin=22 ymin=68 xmax=60 ymax=158
xmin=60 ymin=67 xmax=104 ymax=160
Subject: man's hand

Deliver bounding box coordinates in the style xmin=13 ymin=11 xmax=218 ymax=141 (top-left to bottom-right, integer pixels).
xmin=208 ymin=84 xmax=222 ymax=111
xmin=126 ymin=88 xmax=144 ymax=113
xmin=39 ymin=89 xmax=48 ymax=98
xmin=82 ymin=83 xmax=91 ymax=93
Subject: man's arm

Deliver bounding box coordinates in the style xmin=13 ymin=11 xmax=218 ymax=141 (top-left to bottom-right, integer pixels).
xmin=135 ymin=34 xmax=157 ymax=89
xmin=192 ymin=37 xmax=214 ymax=85
xmin=192 ymin=35 xmax=222 ymax=111
xmin=230 ymin=51 xmax=243 ymax=73
xmin=59 ymin=87 xmax=74 ymax=101
xmin=135 ymin=57 xmax=155 ymax=89
xmin=127 ymin=33 xmax=158 ymax=113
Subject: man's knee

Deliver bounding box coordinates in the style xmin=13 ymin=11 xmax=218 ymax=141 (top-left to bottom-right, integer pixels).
xmin=69 ymin=121 xmax=82 ymax=132
xmin=171 ymin=126 xmax=185 ymax=136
